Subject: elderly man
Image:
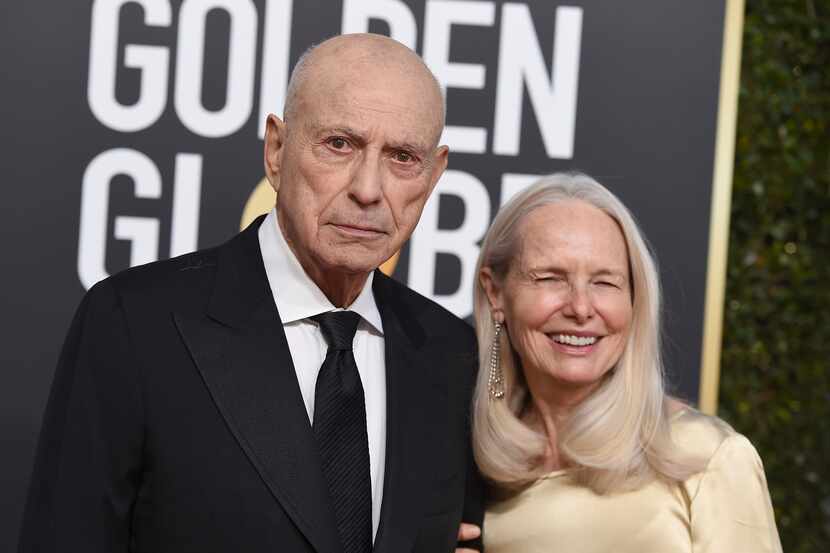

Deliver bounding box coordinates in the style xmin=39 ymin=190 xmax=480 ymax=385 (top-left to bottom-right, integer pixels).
xmin=19 ymin=34 xmax=483 ymax=553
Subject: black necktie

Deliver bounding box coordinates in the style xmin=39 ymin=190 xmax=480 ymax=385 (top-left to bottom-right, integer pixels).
xmin=312 ymin=311 xmax=372 ymax=553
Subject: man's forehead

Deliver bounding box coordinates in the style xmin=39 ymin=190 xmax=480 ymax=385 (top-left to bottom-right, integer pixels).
xmin=295 ymin=77 xmax=441 ymax=148
xmin=289 ymin=38 xmax=444 ymax=143
xmin=312 ymin=66 xmax=436 ymax=112
xmin=303 ymin=114 xmax=434 ymax=151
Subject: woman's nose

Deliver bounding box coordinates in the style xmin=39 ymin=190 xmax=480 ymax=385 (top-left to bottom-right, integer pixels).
xmin=563 ymin=284 xmax=595 ymax=322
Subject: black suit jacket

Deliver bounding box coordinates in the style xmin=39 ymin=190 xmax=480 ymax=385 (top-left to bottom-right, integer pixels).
xmin=19 ymin=216 xmax=484 ymax=553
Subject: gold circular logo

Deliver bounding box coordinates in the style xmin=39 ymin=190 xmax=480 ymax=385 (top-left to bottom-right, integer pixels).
xmin=240 ymin=177 xmax=276 ymax=230
xmin=241 ymin=177 xmax=400 ymax=276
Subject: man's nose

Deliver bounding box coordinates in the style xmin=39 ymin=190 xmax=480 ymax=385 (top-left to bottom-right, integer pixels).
xmin=563 ymin=284 xmax=595 ymax=323
xmin=348 ymin=153 xmax=384 ymax=206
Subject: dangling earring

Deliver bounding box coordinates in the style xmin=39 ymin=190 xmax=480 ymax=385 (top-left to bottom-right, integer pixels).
xmin=488 ymin=320 xmax=505 ymax=400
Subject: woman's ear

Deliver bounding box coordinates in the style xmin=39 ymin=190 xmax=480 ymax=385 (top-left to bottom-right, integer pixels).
xmin=480 ymin=267 xmax=505 ymax=323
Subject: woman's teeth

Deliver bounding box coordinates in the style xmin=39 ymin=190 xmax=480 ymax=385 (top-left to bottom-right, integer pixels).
xmin=553 ymin=334 xmax=597 ymax=346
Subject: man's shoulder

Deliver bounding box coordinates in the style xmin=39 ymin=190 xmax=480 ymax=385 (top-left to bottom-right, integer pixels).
xmin=68 ymin=244 xmax=226 ymax=340
xmin=107 ymin=246 xmax=221 ymax=299
xmin=373 ymin=271 xmax=474 ymax=342
xmin=81 ymin=232 xmax=242 ymax=322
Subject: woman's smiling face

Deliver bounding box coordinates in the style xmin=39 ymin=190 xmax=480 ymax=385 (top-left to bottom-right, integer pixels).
xmin=485 ymin=200 xmax=633 ymax=400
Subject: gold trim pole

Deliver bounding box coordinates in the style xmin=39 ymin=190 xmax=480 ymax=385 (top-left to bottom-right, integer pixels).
xmin=699 ymin=0 xmax=746 ymax=414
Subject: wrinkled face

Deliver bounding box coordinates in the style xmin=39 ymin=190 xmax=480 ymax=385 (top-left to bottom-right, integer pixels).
xmin=487 ymin=201 xmax=633 ymax=399
xmin=265 ymin=57 xmax=446 ymax=279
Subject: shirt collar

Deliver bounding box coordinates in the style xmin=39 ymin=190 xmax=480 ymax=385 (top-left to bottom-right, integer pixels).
xmin=258 ymin=208 xmax=383 ymax=334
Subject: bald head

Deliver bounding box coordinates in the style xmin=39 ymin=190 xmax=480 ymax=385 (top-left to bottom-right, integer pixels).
xmin=283 ymin=33 xmax=445 ymax=145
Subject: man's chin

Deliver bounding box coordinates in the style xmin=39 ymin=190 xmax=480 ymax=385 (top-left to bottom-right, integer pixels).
xmin=319 ymin=252 xmax=390 ymax=276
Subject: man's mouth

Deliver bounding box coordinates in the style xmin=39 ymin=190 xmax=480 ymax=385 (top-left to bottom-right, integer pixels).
xmin=331 ymin=223 xmax=386 ymax=237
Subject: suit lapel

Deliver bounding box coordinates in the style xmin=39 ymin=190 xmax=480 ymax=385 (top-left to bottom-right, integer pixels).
xmin=174 ymin=218 xmax=341 ymax=553
xmin=372 ymin=274 xmax=435 ymax=553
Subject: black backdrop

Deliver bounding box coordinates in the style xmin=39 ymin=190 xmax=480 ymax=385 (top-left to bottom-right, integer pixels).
xmin=1 ymin=1 xmax=727 ymax=549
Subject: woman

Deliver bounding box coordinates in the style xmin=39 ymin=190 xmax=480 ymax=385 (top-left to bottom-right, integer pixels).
xmin=467 ymin=173 xmax=782 ymax=552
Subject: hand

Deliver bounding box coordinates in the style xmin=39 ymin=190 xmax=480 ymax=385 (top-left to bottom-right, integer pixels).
xmin=455 ymin=522 xmax=481 ymax=553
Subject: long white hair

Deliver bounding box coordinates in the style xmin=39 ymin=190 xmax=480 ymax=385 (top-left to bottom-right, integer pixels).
xmin=472 ymin=172 xmax=706 ymax=493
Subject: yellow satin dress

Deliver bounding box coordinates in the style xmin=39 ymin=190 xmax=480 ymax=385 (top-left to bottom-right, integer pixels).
xmin=484 ymin=410 xmax=782 ymax=553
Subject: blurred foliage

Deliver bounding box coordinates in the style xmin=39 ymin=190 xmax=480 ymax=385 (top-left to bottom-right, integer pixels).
xmin=719 ymin=0 xmax=830 ymax=551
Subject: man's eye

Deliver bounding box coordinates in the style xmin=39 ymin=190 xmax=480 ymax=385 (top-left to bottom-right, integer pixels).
xmin=394 ymin=151 xmax=413 ymax=163
xmin=328 ymin=137 xmax=349 ymax=150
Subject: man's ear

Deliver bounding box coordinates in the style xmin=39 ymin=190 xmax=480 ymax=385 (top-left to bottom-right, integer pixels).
xmin=263 ymin=114 xmax=286 ymax=192
xmin=480 ymin=266 xmax=505 ymax=323
xmin=426 ymin=144 xmax=449 ymax=196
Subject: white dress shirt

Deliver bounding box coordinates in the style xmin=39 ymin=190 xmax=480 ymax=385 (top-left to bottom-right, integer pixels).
xmin=258 ymin=208 xmax=386 ymax=540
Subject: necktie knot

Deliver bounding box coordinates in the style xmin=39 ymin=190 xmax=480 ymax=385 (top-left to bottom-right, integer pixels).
xmin=312 ymin=311 xmax=362 ymax=350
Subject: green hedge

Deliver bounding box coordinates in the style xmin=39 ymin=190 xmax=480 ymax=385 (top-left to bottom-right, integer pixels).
xmin=719 ymin=1 xmax=829 ymax=551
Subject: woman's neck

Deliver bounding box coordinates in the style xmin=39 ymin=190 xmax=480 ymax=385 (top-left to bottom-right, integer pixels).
xmin=522 ymin=377 xmax=600 ymax=471
xmin=523 ymin=400 xmax=570 ymax=471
